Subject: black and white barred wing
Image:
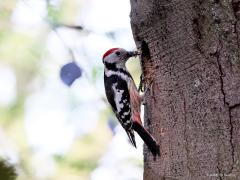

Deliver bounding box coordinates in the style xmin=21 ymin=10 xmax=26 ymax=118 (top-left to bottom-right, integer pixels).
xmin=104 ymin=74 xmax=132 ymax=128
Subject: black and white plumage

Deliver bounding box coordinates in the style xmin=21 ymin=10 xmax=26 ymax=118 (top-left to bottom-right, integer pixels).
xmin=102 ymin=48 xmax=160 ymax=157
xmin=104 ymin=64 xmax=136 ymax=146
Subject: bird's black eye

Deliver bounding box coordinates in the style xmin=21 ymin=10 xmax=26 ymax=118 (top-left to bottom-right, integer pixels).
xmin=115 ymin=51 xmax=120 ymax=56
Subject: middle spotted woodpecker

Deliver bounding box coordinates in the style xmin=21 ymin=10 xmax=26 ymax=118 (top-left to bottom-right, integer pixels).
xmin=102 ymin=48 xmax=160 ymax=157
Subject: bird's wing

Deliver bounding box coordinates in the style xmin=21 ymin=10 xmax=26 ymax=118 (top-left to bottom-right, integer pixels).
xmin=104 ymin=73 xmax=137 ymax=147
xmin=104 ymin=74 xmax=132 ymax=128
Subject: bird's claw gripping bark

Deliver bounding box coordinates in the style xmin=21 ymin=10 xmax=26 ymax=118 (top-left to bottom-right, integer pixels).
xmin=138 ymin=73 xmax=154 ymax=93
xmin=141 ymin=84 xmax=154 ymax=105
xmin=138 ymin=74 xmax=144 ymax=92
xmin=138 ymin=74 xmax=154 ymax=105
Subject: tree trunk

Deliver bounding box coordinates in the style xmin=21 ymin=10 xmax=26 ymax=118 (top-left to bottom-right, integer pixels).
xmin=130 ymin=0 xmax=240 ymax=179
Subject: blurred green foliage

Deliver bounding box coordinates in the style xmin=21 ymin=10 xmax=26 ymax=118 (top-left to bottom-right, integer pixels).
xmin=0 ymin=0 xmax=112 ymax=179
xmin=0 ymin=0 xmax=142 ymax=179
xmin=0 ymin=159 xmax=17 ymax=180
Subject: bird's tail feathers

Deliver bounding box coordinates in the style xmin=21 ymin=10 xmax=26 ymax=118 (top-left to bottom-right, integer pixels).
xmin=133 ymin=122 xmax=160 ymax=157
xmin=126 ymin=129 xmax=136 ymax=148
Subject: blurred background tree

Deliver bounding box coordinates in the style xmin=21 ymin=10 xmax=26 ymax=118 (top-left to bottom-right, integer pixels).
xmin=0 ymin=0 xmax=143 ymax=179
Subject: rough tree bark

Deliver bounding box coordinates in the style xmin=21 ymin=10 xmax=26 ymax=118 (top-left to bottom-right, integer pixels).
xmin=130 ymin=0 xmax=240 ymax=179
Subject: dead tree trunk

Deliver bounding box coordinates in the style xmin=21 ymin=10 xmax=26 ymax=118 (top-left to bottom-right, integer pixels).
xmin=130 ymin=0 xmax=240 ymax=179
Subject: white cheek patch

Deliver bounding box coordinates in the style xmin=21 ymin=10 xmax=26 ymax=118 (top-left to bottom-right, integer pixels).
xmin=112 ymin=83 xmax=124 ymax=113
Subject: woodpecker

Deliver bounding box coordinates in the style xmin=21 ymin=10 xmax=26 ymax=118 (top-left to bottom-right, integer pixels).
xmin=102 ymin=48 xmax=160 ymax=157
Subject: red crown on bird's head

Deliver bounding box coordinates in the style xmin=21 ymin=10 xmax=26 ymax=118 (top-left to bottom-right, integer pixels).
xmin=102 ymin=48 xmax=120 ymax=60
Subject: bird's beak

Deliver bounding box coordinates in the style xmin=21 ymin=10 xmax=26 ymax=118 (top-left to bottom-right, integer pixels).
xmin=127 ymin=51 xmax=140 ymax=57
